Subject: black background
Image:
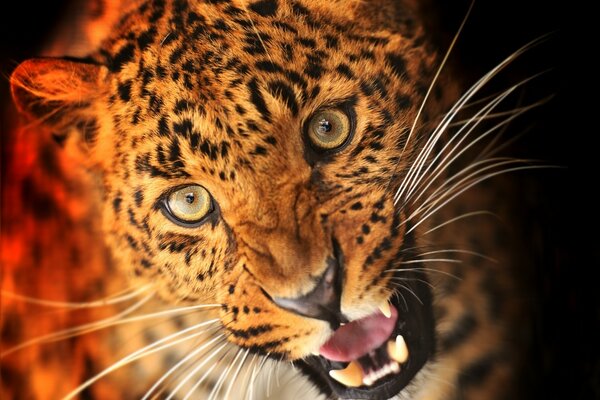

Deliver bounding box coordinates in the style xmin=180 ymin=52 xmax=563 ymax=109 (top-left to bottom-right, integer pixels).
xmin=0 ymin=1 xmax=590 ymax=399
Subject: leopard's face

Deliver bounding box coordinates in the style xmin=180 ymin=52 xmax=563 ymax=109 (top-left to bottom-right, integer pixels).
xmin=11 ymin=1 xmax=447 ymax=398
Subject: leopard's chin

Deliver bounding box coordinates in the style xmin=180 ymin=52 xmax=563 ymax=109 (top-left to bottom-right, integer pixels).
xmin=298 ymin=276 xmax=435 ymax=400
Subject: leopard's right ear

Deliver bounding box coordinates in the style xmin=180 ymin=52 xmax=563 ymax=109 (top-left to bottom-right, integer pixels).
xmin=10 ymin=58 xmax=108 ymax=135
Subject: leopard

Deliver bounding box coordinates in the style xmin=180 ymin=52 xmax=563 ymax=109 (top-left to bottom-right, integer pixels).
xmin=1 ymin=0 xmax=542 ymax=399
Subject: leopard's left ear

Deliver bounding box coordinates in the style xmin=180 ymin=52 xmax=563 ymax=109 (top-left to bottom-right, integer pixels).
xmin=10 ymin=57 xmax=108 ymax=136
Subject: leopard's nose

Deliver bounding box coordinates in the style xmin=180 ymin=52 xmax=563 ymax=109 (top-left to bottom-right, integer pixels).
xmin=271 ymin=239 xmax=347 ymax=329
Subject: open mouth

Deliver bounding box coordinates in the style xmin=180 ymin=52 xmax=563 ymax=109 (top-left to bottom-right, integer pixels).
xmin=299 ymin=277 xmax=435 ymax=400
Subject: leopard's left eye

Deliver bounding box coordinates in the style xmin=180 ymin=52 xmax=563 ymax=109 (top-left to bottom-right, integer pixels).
xmin=307 ymin=108 xmax=352 ymax=151
xmin=162 ymin=184 xmax=213 ymax=227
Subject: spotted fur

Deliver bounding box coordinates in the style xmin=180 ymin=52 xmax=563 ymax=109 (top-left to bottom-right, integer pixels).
xmin=2 ymin=1 xmax=531 ymax=399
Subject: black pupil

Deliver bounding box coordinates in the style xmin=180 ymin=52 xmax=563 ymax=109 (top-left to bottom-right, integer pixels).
xmin=185 ymin=193 xmax=195 ymax=204
xmin=317 ymin=119 xmax=332 ymax=134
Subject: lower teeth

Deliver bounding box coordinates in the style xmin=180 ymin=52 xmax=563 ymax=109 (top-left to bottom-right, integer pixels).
xmin=328 ymin=335 xmax=409 ymax=387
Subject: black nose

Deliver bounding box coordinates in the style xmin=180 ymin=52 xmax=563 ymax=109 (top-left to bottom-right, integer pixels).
xmin=272 ymin=239 xmax=347 ymax=329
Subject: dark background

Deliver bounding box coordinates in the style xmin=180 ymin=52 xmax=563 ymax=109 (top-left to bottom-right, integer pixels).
xmin=0 ymin=1 xmax=589 ymax=399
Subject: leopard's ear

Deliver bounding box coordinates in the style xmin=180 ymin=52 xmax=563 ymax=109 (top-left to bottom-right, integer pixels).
xmin=10 ymin=58 xmax=108 ymax=135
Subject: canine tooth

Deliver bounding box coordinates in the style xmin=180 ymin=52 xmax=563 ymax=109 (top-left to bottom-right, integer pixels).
xmin=387 ymin=335 xmax=409 ymax=364
xmin=378 ymin=301 xmax=392 ymax=318
xmin=329 ymin=361 xmax=363 ymax=387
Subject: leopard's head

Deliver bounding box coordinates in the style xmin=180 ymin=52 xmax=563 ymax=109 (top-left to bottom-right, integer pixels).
xmin=11 ymin=1 xmax=453 ymax=398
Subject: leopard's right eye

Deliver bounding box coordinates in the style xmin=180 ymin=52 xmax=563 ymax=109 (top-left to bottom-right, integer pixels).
xmin=307 ymin=108 xmax=352 ymax=151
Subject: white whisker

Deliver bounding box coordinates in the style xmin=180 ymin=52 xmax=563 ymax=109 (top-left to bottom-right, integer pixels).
xmin=423 ymin=210 xmax=498 ymax=235
xmin=223 ymin=348 xmax=250 ymax=400
xmin=63 ymin=318 xmax=220 ymax=400
xmin=408 ymin=164 xmax=556 ymax=234
xmin=396 ymin=258 xmax=462 ymax=265
xmin=180 ymin=341 xmax=230 ymax=400
xmin=207 ymin=347 xmax=243 ymax=400
xmin=0 ymin=285 xmax=152 ymax=309
xmin=142 ymin=333 xmax=223 ymax=400
xmin=2 ymin=292 xmax=155 ymax=357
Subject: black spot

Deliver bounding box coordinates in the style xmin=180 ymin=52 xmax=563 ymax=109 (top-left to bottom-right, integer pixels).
xmin=228 ymin=284 xmax=235 ymax=294
xmin=118 ymin=80 xmax=132 ymax=102
xmin=350 ymin=202 xmax=363 ymax=210
xmin=108 ymin=43 xmax=135 ymax=72
xmin=267 ymin=80 xmax=299 ymax=116
xmin=141 ymin=259 xmax=152 ymax=269
xmin=158 ymin=116 xmax=170 ymax=136
xmin=297 ymin=37 xmax=317 ymax=48
xmin=324 ymin=34 xmax=339 ymax=49
xmin=369 ymin=141 xmax=384 ymax=151
xmin=249 ymin=0 xmax=278 ymax=16
xmin=112 ymin=196 xmax=123 ymax=213
xmin=248 ymin=78 xmax=271 ymax=122
xmin=336 ymin=63 xmax=354 ymax=79
xmin=291 ymin=2 xmax=311 ymax=17
xmin=125 ymin=235 xmax=139 ymax=250
xmin=243 ymin=32 xmax=271 ymax=55
xmin=134 ymin=189 xmax=144 ymax=207
xmin=304 ymin=61 xmax=324 ymax=79
xmin=255 ymin=60 xmax=283 ymax=73
xmin=440 ymin=312 xmax=478 ymax=352
xmin=458 ymin=352 xmax=499 ymax=389
xmin=137 ymin=27 xmax=157 ymax=49
xmin=396 ymin=93 xmax=412 ymax=110
xmin=252 ymin=145 xmax=267 ymax=156
xmin=361 ymin=224 xmax=370 ymax=234
xmin=385 ymin=53 xmax=408 ymax=78
xmin=173 ymin=118 xmax=193 ymax=137
xmin=243 ymin=306 xmax=250 ymax=314
xmin=272 ymin=21 xmax=297 ymax=34
xmin=227 ymin=324 xmax=274 ymax=339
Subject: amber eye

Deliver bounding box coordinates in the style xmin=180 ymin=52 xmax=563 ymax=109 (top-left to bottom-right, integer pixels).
xmin=307 ymin=109 xmax=352 ymax=151
xmin=163 ymin=185 xmax=212 ymax=226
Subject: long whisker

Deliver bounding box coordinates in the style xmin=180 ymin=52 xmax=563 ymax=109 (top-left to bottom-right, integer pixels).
xmin=386 ymin=267 xmax=462 ymax=280
xmin=63 ymin=318 xmax=220 ymax=400
xmin=396 ymin=258 xmax=462 ymax=265
xmin=2 ymin=292 xmax=155 ymax=357
xmin=389 ymin=276 xmax=435 ymax=289
xmin=0 ymin=284 xmax=152 ymax=309
xmin=406 ymin=92 xmax=553 ymax=207
xmin=394 ymin=34 xmax=551 ymax=206
xmin=207 ymin=347 xmax=243 ymax=400
xmin=408 ymin=164 xmax=557 ymax=234
xmin=2 ymin=297 xmax=222 ymax=357
xmin=250 ymin=354 xmax=270 ymax=400
xmin=142 ymin=332 xmax=223 ymax=400
xmin=402 ymin=0 xmax=475 ymax=153
xmin=223 ymin=348 xmax=250 ymax=400
xmin=413 ymin=248 xmax=497 ymax=263
xmin=423 ymin=210 xmax=498 ymax=235
xmin=402 ymin=80 xmax=517 ymax=204
xmin=180 ymin=341 xmax=230 ymax=400
xmin=392 ymin=283 xmax=423 ymax=305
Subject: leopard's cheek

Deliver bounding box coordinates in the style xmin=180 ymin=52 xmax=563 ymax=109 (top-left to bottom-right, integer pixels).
xmin=218 ymin=270 xmax=329 ymax=360
xmin=330 ymin=195 xmax=406 ymax=318
xmin=105 ymin=196 xmax=232 ymax=303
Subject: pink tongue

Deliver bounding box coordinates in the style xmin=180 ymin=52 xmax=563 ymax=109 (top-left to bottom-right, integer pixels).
xmin=319 ymin=306 xmax=398 ymax=362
